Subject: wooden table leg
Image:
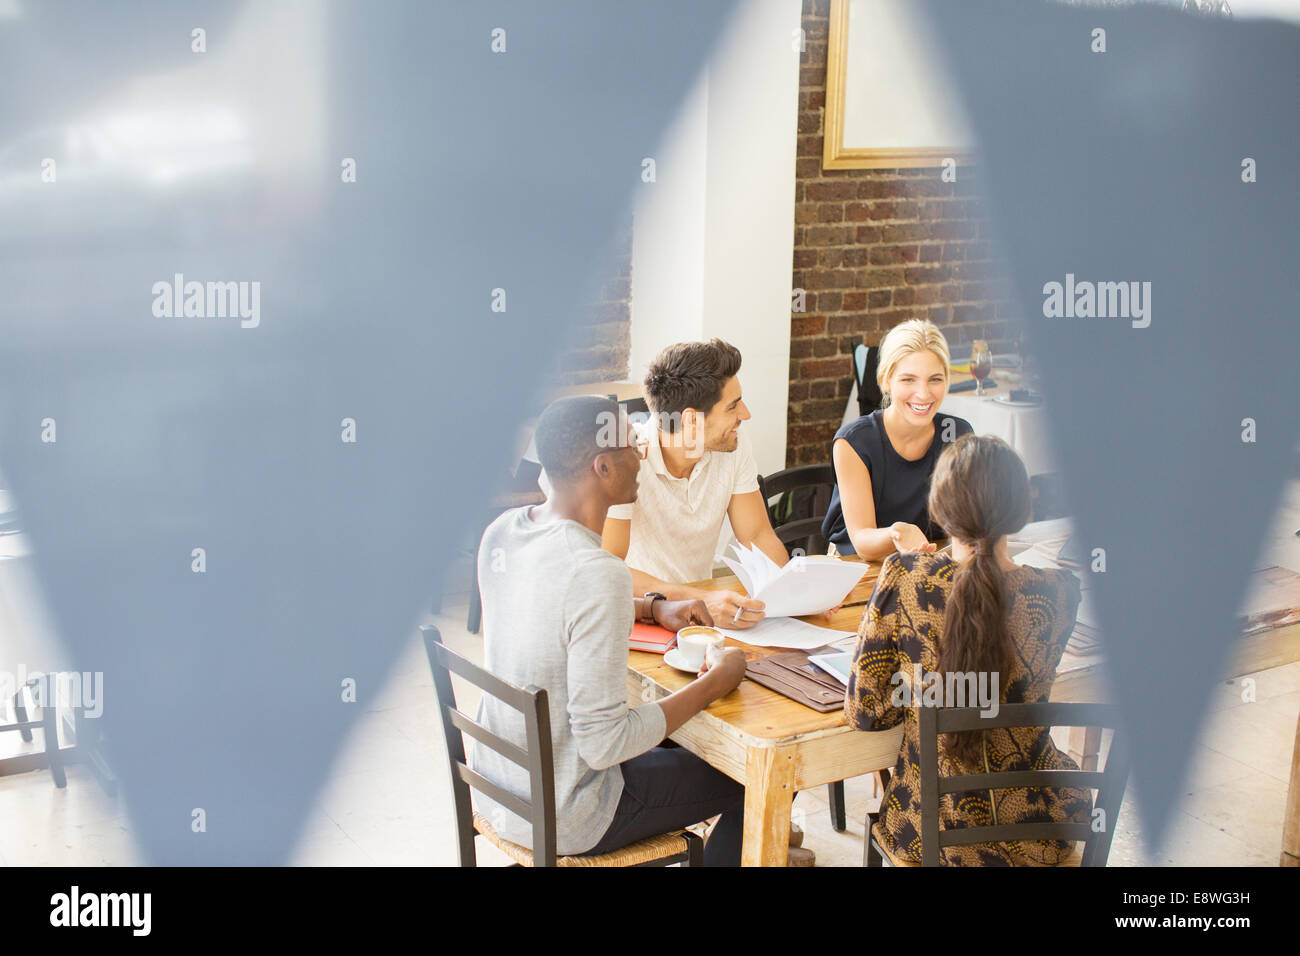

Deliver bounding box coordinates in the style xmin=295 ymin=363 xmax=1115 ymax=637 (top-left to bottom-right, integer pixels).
xmin=742 ymin=744 xmax=795 ymax=867
xmin=1282 ymin=707 xmax=1300 ymax=867
xmin=1067 ymin=725 xmax=1103 ymax=771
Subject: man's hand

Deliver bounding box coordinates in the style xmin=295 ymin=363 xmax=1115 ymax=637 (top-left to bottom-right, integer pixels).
xmin=698 ymin=643 xmax=747 ymax=694
xmin=700 ymin=589 xmax=766 ymax=630
xmin=890 ymin=522 xmax=936 ymax=554
xmin=652 ymin=598 xmax=713 ymax=631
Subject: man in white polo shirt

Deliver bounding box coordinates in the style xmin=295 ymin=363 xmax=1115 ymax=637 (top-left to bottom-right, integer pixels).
xmin=602 ymin=340 xmax=832 ymax=864
xmin=601 ymin=339 xmax=793 ymax=630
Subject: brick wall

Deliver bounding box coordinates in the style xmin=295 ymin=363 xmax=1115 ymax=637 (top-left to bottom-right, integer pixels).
xmin=550 ymin=224 xmax=632 ymax=386
xmin=785 ymin=0 xmax=1019 ymax=467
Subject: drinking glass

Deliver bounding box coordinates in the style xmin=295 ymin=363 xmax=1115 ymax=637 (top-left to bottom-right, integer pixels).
xmin=970 ymin=340 xmax=992 ymax=401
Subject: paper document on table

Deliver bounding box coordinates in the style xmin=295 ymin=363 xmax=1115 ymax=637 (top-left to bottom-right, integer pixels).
xmin=1008 ymin=518 xmax=1073 ymax=559
xmin=716 ymin=616 xmax=855 ymax=650
xmin=1012 ymin=543 xmax=1062 ymax=570
xmin=719 ymin=543 xmax=868 ymax=618
xmin=827 ymin=634 xmax=859 ymax=654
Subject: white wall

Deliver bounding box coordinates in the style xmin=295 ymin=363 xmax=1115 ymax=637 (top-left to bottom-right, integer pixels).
xmin=630 ymin=0 xmax=802 ymax=476
xmin=627 ymin=75 xmax=709 ymax=377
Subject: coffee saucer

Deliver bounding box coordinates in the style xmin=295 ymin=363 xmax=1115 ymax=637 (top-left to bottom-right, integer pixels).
xmin=662 ymin=648 xmax=701 ymax=674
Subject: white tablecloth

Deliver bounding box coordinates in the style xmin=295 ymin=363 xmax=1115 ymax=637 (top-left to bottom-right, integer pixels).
xmin=939 ymin=392 xmax=1056 ymax=477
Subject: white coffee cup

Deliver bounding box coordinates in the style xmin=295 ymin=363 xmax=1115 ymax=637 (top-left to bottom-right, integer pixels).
xmin=675 ymin=626 xmax=723 ymax=670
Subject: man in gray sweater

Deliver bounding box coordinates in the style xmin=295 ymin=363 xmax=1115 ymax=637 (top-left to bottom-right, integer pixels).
xmin=472 ymin=395 xmax=749 ymax=865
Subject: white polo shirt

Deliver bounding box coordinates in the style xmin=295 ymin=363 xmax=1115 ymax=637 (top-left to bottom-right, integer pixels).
xmin=605 ymin=422 xmax=760 ymax=584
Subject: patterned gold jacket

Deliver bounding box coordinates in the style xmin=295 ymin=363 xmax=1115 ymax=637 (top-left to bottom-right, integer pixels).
xmin=847 ymin=551 xmax=1091 ymax=865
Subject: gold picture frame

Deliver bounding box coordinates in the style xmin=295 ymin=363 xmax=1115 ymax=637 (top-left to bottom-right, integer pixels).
xmin=822 ymin=0 xmax=976 ymax=170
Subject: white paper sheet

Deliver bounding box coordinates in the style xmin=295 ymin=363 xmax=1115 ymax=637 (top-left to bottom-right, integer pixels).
xmin=718 ymin=543 xmax=868 ymax=618
xmin=827 ymin=634 xmax=860 ymax=654
xmin=1012 ymin=543 xmax=1063 ymax=569
xmin=1007 ymin=518 xmax=1074 ymax=559
xmin=716 ymin=615 xmax=855 ymax=650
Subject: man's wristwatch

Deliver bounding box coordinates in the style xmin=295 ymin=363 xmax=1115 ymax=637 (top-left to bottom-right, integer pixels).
xmin=641 ymin=591 xmax=668 ymax=624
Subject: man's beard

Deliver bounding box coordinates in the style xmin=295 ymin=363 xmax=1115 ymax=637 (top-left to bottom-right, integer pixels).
xmin=708 ymin=431 xmax=739 ymax=453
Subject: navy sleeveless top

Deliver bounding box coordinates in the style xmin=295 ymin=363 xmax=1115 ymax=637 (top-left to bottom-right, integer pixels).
xmin=821 ymin=410 xmax=973 ymax=555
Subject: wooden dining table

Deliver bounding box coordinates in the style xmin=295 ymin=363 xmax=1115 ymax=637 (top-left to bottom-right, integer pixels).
xmin=626 ymin=543 xmax=1300 ymax=867
xmin=627 ymin=555 xmax=897 ymax=867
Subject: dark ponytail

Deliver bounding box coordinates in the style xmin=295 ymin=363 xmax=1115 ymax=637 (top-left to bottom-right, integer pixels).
xmin=927 ymin=435 xmax=1031 ymax=767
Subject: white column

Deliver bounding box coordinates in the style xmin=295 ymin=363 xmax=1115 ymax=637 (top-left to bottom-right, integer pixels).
xmin=630 ymin=0 xmax=802 ymax=476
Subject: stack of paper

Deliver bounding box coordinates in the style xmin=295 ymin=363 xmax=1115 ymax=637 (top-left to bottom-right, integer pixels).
xmin=719 ymin=543 xmax=868 ymax=618
xmin=716 ymin=616 xmax=855 ymax=650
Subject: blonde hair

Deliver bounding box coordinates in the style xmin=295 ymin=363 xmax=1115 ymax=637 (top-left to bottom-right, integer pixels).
xmin=875 ymin=319 xmax=951 ymax=397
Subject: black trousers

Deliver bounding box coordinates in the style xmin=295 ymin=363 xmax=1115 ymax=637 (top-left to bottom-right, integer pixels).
xmin=583 ymin=745 xmax=745 ymax=866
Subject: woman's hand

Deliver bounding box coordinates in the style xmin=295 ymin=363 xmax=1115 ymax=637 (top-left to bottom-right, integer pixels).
xmin=890 ymin=522 xmax=936 ymax=554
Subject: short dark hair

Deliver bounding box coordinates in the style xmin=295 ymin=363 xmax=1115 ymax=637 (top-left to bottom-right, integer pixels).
xmin=643 ymin=339 xmax=742 ymax=432
xmin=533 ymin=395 xmax=621 ymax=486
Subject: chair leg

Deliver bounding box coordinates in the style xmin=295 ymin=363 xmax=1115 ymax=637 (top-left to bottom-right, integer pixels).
xmin=14 ymin=687 xmax=33 ymax=742
xmin=684 ymin=829 xmax=704 ymax=867
xmin=467 ymin=552 xmax=482 ymax=635
xmin=864 ymin=812 xmax=882 ymax=867
xmin=828 ymin=780 xmax=847 ymax=832
xmin=40 ymin=680 xmax=67 ymax=789
xmin=458 ymin=819 xmax=478 ymax=868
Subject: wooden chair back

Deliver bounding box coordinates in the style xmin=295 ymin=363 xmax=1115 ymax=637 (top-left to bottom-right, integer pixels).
xmin=420 ymin=625 xmax=558 ymax=866
xmin=757 ymin=464 xmax=836 ymax=557
xmin=854 ymin=342 xmax=882 ymax=415
xmin=918 ymin=701 xmax=1131 ymax=866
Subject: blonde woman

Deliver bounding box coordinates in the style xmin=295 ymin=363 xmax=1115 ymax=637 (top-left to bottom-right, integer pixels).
xmin=821 ymin=319 xmax=972 ymax=560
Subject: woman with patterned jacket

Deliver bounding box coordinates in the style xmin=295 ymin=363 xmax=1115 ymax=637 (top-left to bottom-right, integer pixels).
xmin=846 ymin=433 xmax=1091 ymax=865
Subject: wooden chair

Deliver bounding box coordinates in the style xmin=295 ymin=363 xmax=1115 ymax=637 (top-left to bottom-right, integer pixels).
xmin=618 ymin=396 xmax=650 ymax=419
xmin=757 ymin=464 xmax=836 ymax=559
xmin=420 ymin=625 xmax=702 ymax=867
xmin=3 ymin=674 xmax=67 ymax=788
xmin=865 ymin=702 xmax=1130 ymax=867
xmin=853 ymin=342 xmax=882 ymax=416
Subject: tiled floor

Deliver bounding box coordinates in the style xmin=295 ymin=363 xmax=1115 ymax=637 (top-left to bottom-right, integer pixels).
xmin=2 ymin=498 xmax=1297 ymax=866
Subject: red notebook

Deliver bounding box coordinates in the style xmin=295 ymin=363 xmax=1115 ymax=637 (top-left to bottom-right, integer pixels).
xmin=629 ymin=622 xmax=676 ymax=654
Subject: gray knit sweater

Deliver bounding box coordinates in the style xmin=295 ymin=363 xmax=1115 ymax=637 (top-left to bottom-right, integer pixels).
xmin=470 ymin=507 xmax=667 ymax=854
